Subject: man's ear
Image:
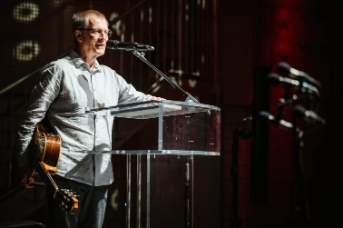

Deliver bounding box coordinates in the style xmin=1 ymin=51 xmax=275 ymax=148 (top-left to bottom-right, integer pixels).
xmin=74 ymin=30 xmax=82 ymax=42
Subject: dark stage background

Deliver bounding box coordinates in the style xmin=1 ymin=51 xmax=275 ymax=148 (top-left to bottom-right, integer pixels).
xmin=0 ymin=0 xmax=342 ymax=227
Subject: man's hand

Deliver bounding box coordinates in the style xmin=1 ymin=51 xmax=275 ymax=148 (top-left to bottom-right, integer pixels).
xmin=21 ymin=175 xmax=35 ymax=188
xmin=18 ymin=166 xmax=35 ymax=188
xmin=149 ymin=96 xmax=166 ymax=101
xmin=142 ymin=96 xmax=166 ymax=102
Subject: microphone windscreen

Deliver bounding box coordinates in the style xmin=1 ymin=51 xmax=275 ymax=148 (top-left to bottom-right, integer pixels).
xmin=277 ymin=62 xmax=291 ymax=76
xmin=106 ymin=40 xmax=119 ymax=49
xmin=267 ymin=73 xmax=281 ymax=85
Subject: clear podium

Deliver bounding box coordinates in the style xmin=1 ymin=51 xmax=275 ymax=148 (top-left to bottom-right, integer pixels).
xmin=87 ymin=100 xmax=221 ymax=228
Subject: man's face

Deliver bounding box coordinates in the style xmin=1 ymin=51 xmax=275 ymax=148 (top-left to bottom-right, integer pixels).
xmin=77 ymin=15 xmax=110 ymax=59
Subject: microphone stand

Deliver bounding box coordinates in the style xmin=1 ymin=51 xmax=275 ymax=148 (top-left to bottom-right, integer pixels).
xmin=264 ymin=65 xmax=325 ymax=227
xmin=231 ymin=118 xmax=252 ymax=228
xmin=290 ymin=120 xmax=310 ymax=228
xmin=290 ymin=91 xmax=317 ymax=228
xmin=131 ymin=50 xmax=199 ymax=103
xmin=130 ymin=50 xmax=199 ymax=228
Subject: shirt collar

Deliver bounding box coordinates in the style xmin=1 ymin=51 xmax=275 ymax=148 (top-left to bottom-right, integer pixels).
xmin=69 ymin=49 xmax=102 ymax=73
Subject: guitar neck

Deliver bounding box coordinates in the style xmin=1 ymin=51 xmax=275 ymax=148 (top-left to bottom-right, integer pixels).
xmin=34 ymin=160 xmax=78 ymax=213
xmin=35 ymin=160 xmax=58 ymax=198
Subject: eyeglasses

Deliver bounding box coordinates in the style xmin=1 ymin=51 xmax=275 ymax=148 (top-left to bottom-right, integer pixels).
xmin=79 ymin=28 xmax=113 ymax=38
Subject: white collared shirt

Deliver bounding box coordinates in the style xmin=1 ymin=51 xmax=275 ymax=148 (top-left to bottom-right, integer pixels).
xmin=15 ymin=49 xmax=151 ymax=186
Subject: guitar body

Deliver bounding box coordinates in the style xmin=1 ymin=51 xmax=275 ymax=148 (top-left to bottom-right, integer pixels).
xmin=32 ymin=121 xmax=78 ymax=213
xmin=34 ymin=123 xmax=61 ymax=174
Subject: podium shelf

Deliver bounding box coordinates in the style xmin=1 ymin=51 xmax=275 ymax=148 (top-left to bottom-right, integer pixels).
xmin=87 ymin=149 xmax=220 ymax=156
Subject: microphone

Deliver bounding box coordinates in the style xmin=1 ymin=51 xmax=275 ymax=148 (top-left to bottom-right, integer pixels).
xmin=259 ymin=111 xmax=294 ymax=130
xmin=294 ymin=105 xmax=326 ymax=125
xmin=106 ymin=40 xmax=155 ymax=52
xmin=267 ymin=73 xmax=320 ymax=96
xmin=277 ymin=62 xmax=321 ymax=88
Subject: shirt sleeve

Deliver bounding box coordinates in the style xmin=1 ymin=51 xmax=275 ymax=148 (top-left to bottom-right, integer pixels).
xmin=115 ymin=71 xmax=152 ymax=104
xmin=15 ymin=63 xmax=61 ymax=168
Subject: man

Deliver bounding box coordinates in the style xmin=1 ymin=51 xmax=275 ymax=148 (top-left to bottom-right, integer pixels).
xmin=15 ymin=10 xmax=164 ymax=228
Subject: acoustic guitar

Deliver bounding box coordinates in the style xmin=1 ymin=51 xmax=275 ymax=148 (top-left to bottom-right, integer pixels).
xmin=32 ymin=122 xmax=78 ymax=213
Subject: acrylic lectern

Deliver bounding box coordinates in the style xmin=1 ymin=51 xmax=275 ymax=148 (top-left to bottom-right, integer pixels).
xmin=86 ymin=100 xmax=221 ymax=228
